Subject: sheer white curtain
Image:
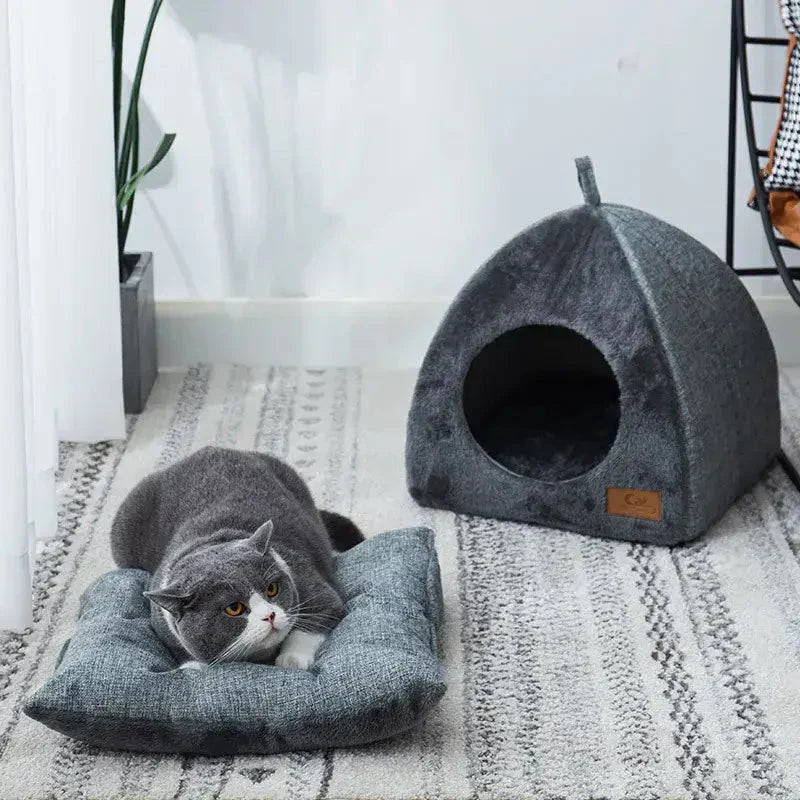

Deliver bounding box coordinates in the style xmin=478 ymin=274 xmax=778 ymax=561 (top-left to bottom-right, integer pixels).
xmin=1 ymin=0 xmax=125 ymax=632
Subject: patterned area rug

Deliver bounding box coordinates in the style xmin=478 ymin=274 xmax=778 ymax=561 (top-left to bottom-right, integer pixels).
xmin=2 ymin=364 xmax=800 ymax=800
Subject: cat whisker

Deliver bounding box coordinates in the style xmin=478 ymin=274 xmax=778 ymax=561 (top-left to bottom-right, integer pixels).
xmin=212 ymin=625 xmax=265 ymax=664
xmin=213 ymin=641 xmax=251 ymax=665
xmin=291 ymin=611 xmax=341 ymax=622
xmin=288 ymin=595 xmax=332 ymax=609
xmin=211 ymin=640 xmax=245 ymax=665
xmin=291 ymin=612 xmax=340 ymax=622
xmin=287 ymin=599 xmax=341 ymax=615
xmin=292 ymin=625 xmax=330 ymax=633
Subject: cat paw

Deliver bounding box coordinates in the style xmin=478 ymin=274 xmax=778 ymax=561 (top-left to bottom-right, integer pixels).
xmin=275 ymin=650 xmax=315 ymax=670
xmin=276 ymin=631 xmax=326 ymax=669
xmin=179 ymin=660 xmax=205 ymax=670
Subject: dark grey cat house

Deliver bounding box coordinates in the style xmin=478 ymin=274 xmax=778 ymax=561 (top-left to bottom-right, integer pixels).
xmin=406 ymin=158 xmax=780 ymax=545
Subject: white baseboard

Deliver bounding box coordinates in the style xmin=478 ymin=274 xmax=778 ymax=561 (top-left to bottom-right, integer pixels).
xmin=156 ymin=298 xmax=450 ymax=369
xmin=156 ymin=296 xmax=800 ymax=369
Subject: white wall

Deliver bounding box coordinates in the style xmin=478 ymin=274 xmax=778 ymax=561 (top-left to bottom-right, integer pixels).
xmin=123 ymin=0 xmax=785 ymax=303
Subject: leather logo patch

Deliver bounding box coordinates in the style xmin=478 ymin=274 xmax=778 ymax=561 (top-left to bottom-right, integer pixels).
xmin=606 ymin=487 xmax=662 ymax=521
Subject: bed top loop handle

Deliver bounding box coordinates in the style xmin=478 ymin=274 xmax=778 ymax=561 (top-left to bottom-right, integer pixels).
xmin=575 ymin=156 xmax=601 ymax=206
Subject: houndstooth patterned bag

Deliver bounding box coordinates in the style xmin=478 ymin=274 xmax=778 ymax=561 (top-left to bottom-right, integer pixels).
xmin=763 ymin=0 xmax=800 ymax=191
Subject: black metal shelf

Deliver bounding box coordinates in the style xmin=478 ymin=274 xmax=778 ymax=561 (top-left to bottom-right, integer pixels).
xmin=745 ymin=36 xmax=789 ymax=46
xmin=726 ymin=0 xmax=800 ymax=497
xmin=735 ymin=266 xmax=800 ymax=278
xmin=726 ymin=0 xmax=800 ymax=307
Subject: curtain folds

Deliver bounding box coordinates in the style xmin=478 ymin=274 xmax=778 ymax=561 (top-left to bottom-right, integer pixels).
xmin=0 ymin=0 xmax=125 ymax=632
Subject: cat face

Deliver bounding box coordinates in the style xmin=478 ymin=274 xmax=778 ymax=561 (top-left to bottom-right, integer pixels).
xmin=145 ymin=520 xmax=300 ymax=663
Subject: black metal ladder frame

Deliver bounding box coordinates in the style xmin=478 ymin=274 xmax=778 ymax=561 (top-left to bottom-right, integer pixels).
xmin=726 ymin=0 xmax=800 ymax=493
xmin=726 ymin=0 xmax=800 ymax=295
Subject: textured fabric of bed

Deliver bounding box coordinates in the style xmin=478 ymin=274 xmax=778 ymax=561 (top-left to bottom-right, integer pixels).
xmin=22 ymin=527 xmax=445 ymax=755
xmin=406 ymin=158 xmax=780 ymax=545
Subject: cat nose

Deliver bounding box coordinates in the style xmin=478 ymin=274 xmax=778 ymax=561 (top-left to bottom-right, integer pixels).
xmin=262 ymin=612 xmax=275 ymax=625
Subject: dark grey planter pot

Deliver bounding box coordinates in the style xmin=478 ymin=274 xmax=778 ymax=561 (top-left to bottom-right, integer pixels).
xmin=120 ymin=252 xmax=157 ymax=414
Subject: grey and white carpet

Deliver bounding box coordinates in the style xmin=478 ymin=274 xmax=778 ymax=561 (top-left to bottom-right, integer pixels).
xmin=2 ymin=364 xmax=800 ymax=800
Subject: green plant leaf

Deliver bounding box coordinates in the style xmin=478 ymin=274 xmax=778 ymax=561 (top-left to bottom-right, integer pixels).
xmin=112 ymin=0 xmax=126 ymax=272
xmin=119 ymin=106 xmax=139 ymax=257
xmin=111 ymin=0 xmax=125 ymax=160
xmin=116 ymin=132 xmax=176 ymax=209
xmin=117 ymin=0 xmax=164 ymax=190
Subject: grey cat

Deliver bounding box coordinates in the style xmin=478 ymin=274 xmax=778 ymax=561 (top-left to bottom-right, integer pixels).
xmin=110 ymin=446 xmax=363 ymax=670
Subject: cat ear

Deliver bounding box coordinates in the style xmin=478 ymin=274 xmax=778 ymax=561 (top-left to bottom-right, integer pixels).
xmin=144 ymin=587 xmax=193 ymax=618
xmin=247 ymin=519 xmax=274 ymax=554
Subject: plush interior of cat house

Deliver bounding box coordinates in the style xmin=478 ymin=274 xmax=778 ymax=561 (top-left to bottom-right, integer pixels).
xmin=406 ymin=158 xmax=780 ymax=545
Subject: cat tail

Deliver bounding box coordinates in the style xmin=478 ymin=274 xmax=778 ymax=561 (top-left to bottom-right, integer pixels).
xmin=320 ymin=510 xmax=365 ymax=551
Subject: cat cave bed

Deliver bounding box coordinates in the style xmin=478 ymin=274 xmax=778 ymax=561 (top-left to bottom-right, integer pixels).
xmin=406 ymin=158 xmax=780 ymax=545
xmin=23 ymin=528 xmax=445 ymax=755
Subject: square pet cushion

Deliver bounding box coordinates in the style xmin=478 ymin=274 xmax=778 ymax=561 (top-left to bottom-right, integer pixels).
xmin=23 ymin=527 xmax=445 ymax=755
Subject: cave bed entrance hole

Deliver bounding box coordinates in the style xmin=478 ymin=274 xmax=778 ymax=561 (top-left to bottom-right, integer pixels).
xmin=462 ymin=325 xmax=621 ymax=481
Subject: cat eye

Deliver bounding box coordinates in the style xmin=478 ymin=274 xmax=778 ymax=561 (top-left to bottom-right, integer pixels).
xmin=266 ymin=582 xmax=279 ymax=598
xmin=223 ymin=601 xmax=247 ymax=617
